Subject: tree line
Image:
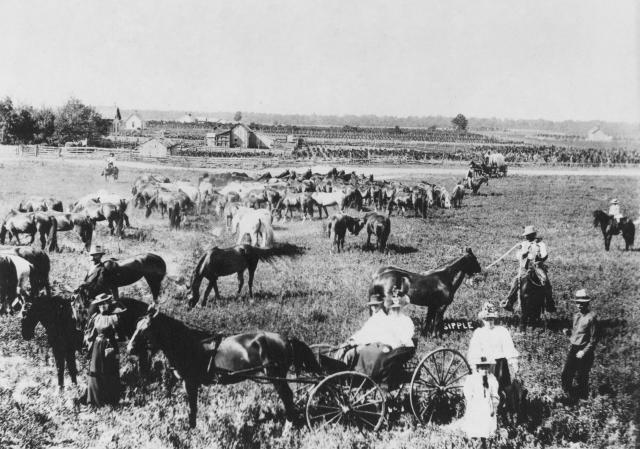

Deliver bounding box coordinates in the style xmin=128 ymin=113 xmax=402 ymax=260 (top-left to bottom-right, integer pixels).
xmin=0 ymin=97 xmax=111 ymax=145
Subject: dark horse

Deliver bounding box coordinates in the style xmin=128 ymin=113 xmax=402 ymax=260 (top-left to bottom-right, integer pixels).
xmin=0 ymin=211 xmax=57 ymax=251
xmin=101 ymin=165 xmax=119 ymax=181
xmin=0 ymin=256 xmax=18 ymax=314
xmin=21 ymin=295 xmax=83 ymax=389
xmin=127 ymin=309 xmax=321 ymax=428
xmin=188 ymin=244 xmax=302 ymax=307
xmin=0 ymin=247 xmax=52 ymax=298
xmin=76 ymin=253 xmax=166 ymax=303
xmin=592 ymin=210 xmax=635 ymax=251
xmin=369 ymin=248 xmax=482 ymax=335
xmin=363 ymin=212 xmax=391 ymax=252
xmin=514 ymin=264 xmax=551 ymax=330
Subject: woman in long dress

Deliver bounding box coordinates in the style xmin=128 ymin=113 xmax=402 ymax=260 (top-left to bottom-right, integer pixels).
xmin=80 ymin=293 xmax=124 ymax=407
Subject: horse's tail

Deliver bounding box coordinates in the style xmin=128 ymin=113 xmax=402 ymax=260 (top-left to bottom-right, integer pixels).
xmin=259 ymin=219 xmax=274 ymax=248
xmin=188 ymin=252 xmax=208 ymax=305
xmin=0 ymin=221 xmax=6 ymax=244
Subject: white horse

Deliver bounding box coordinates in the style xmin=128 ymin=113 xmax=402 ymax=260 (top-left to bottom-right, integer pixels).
xmin=311 ymin=191 xmax=347 ymax=218
xmin=4 ymin=255 xmax=34 ymax=303
xmin=231 ymin=208 xmax=274 ymax=248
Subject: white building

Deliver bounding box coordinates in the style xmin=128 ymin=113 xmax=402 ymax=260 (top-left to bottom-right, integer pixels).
xmin=586 ymin=127 xmax=612 ymax=142
xmin=124 ymin=113 xmax=145 ymax=130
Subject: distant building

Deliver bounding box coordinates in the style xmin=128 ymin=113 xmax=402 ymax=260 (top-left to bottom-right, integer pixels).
xmin=178 ymin=113 xmax=195 ymax=124
xmin=113 ymin=107 xmax=123 ymax=134
xmin=138 ymin=138 xmax=176 ymax=157
xmin=124 ymin=113 xmax=145 ymax=130
xmin=586 ymin=126 xmax=612 ymax=142
xmin=208 ymin=123 xmax=273 ymax=149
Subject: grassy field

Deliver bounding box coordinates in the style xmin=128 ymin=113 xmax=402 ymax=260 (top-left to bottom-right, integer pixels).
xmin=0 ymin=159 xmax=638 ymax=449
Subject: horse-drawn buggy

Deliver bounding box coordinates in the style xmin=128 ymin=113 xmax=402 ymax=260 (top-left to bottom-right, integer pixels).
xmin=291 ymin=344 xmax=472 ymax=431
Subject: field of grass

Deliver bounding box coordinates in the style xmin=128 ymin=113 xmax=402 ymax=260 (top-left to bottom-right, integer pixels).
xmin=0 ymin=158 xmax=638 ymax=449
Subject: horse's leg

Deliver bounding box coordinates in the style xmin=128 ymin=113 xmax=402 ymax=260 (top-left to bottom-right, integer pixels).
xmin=53 ymin=347 xmax=65 ymax=390
xmin=366 ymin=230 xmax=372 ymax=249
xmin=39 ymin=230 xmax=47 ymax=250
xmin=184 ymin=379 xmax=199 ymax=428
xmin=237 ymin=271 xmax=245 ymax=297
xmin=108 ymin=218 xmax=114 ymax=235
xmin=202 ymin=280 xmax=214 ymax=305
xmin=145 ymin=276 xmax=162 ymax=302
xmin=272 ymin=376 xmax=297 ymax=421
xmin=605 ymin=234 xmax=611 ymax=251
xmin=433 ymin=304 xmax=449 ymax=337
xmin=248 ymin=267 xmax=255 ymax=298
xmin=211 ymin=278 xmax=221 ymax=302
xmin=66 ymin=348 xmax=78 ymax=385
xmin=111 ymin=287 xmax=119 ymax=302
xmin=424 ymin=307 xmax=437 ymax=336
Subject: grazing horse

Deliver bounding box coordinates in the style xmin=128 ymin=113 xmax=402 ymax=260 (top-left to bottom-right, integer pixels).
xmin=0 ymin=211 xmax=57 ymax=251
xmin=311 ymin=189 xmax=361 ymax=218
xmin=21 ymin=295 xmax=82 ymax=389
xmin=146 ymin=190 xmax=193 ymax=219
xmin=127 ymin=310 xmax=321 ymax=428
xmin=369 ymin=248 xmax=482 ymax=335
xmin=433 ymin=186 xmax=452 ymax=209
xmin=470 ymin=176 xmax=489 ymax=194
xmin=327 ymin=213 xmax=365 ymax=253
xmin=0 ymin=256 xmax=18 ymax=314
xmin=101 ymin=165 xmax=119 ymax=181
xmin=17 ymin=197 xmax=63 ymax=213
xmin=363 ymin=212 xmax=391 ymax=252
xmin=593 ymin=210 xmax=635 ymax=251
xmin=451 ymin=184 xmax=465 ymax=208
xmin=76 ymin=253 xmax=166 ymax=303
xmin=231 ymin=210 xmax=274 ymax=248
xmin=47 ymin=212 xmax=94 ymax=251
xmin=188 ymin=244 xmax=301 ymax=306
xmin=83 ymin=202 xmax=125 ymax=237
xmin=0 ymin=247 xmax=50 ymax=298
xmin=388 ymin=191 xmax=413 ymax=217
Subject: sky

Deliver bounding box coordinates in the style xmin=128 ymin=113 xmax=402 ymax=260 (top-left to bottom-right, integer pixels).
xmin=1 ymin=0 xmax=638 ymax=122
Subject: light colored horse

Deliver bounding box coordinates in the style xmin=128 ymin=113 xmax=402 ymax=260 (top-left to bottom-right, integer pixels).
xmin=311 ymin=191 xmax=347 ymax=218
xmin=5 ymin=254 xmax=34 ymax=301
xmin=231 ymin=208 xmax=274 ymax=248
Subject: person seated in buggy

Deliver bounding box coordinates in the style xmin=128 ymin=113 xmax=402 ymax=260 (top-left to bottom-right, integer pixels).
xmin=342 ymin=289 xmax=416 ymax=389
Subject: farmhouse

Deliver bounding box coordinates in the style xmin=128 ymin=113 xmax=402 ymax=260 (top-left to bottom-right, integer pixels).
xmin=586 ymin=126 xmax=612 ymax=142
xmin=137 ymin=138 xmax=176 ymax=157
xmin=124 ymin=113 xmax=145 ymax=131
xmin=208 ymin=123 xmax=273 ymax=149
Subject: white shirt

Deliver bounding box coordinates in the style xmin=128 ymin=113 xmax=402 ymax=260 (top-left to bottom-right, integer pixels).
xmin=350 ymin=310 xmax=415 ymax=349
xmin=518 ymin=239 xmax=547 ymax=268
xmin=467 ymin=325 xmax=519 ymax=365
xmin=609 ymin=204 xmax=622 ymax=219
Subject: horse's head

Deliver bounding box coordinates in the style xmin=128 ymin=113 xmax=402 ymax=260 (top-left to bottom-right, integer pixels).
xmin=349 ymin=217 xmax=366 ymax=236
xmin=463 ymin=248 xmax=482 ymax=275
xmin=592 ymin=210 xmax=609 ymax=228
xmin=127 ymin=306 xmax=159 ymax=357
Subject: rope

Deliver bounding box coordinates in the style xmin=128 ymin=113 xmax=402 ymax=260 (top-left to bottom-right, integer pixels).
xmin=485 ymin=243 xmax=520 ymax=270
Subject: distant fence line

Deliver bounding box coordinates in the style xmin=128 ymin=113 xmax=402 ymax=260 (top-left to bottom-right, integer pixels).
xmin=1 ymin=144 xmax=638 ymax=169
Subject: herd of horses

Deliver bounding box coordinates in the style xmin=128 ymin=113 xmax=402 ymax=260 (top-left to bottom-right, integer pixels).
xmin=1 ymin=163 xmax=636 ymax=431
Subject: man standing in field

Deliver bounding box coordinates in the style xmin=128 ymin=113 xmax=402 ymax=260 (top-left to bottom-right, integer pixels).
xmin=561 ymin=289 xmax=598 ymax=401
xmin=85 ymin=245 xmax=106 ymax=281
xmin=502 ymin=225 xmax=555 ymax=313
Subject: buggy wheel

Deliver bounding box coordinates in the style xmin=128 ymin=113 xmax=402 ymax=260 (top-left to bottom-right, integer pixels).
xmin=306 ymin=371 xmax=386 ymax=431
xmin=410 ymin=348 xmax=471 ymax=424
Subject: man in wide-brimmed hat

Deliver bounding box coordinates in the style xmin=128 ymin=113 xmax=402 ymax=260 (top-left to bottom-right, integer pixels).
xmin=502 ymin=225 xmax=554 ymax=313
xmin=85 ymin=244 xmax=106 ymax=281
xmin=561 ymin=289 xmax=598 ymax=400
xmin=607 ymin=198 xmax=626 ymax=232
xmin=342 ymin=293 xmax=388 ymax=366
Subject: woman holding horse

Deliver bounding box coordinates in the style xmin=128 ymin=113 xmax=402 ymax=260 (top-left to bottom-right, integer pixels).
xmin=80 ymin=293 xmax=125 ymax=407
xmin=467 ymin=303 xmax=519 ymax=402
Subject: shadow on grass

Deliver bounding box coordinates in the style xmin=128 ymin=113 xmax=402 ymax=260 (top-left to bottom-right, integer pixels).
xmin=386 ymin=243 xmax=419 ymax=254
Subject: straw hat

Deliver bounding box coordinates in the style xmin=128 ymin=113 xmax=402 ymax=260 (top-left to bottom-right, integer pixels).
xmin=522 ymin=225 xmax=537 ymax=237
xmin=89 ymin=244 xmax=105 ymax=256
xmin=478 ymin=302 xmax=499 ymax=320
xmin=366 ymin=293 xmax=384 ymax=307
xmin=572 ymin=289 xmax=592 ymax=303
xmin=91 ymin=293 xmax=113 ymax=306
xmin=610 ymin=199 xmax=619 ymax=205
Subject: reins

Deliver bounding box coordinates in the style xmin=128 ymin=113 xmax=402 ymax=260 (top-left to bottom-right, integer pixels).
xmin=484 ymin=243 xmax=520 ymax=270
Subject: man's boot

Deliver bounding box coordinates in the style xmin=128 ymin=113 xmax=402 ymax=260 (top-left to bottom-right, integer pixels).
xmin=501 ymin=278 xmax=518 ymax=311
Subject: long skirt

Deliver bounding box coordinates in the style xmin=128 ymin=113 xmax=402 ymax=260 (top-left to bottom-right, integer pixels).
xmin=84 ymin=337 xmax=121 ymax=406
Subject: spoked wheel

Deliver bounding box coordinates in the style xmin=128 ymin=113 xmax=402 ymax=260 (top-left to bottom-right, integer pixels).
xmin=410 ymin=348 xmax=471 ymax=424
xmin=306 ymin=371 xmax=386 ymax=431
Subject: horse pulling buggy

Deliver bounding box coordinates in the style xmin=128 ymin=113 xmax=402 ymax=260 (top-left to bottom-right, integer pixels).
xmin=284 ymin=344 xmax=472 ymax=430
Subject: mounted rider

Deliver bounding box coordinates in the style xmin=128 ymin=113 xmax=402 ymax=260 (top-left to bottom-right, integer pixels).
xmin=607 ymin=199 xmax=625 ymax=233
xmin=106 ymin=152 xmax=116 ymax=169
xmin=502 ymin=225 xmax=555 ymax=312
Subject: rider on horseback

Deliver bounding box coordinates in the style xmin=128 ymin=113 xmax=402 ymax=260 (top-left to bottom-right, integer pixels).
xmin=106 ymin=152 xmax=116 ymax=169
xmin=607 ymin=199 xmax=625 ymax=233
xmin=502 ymin=225 xmax=555 ymax=313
